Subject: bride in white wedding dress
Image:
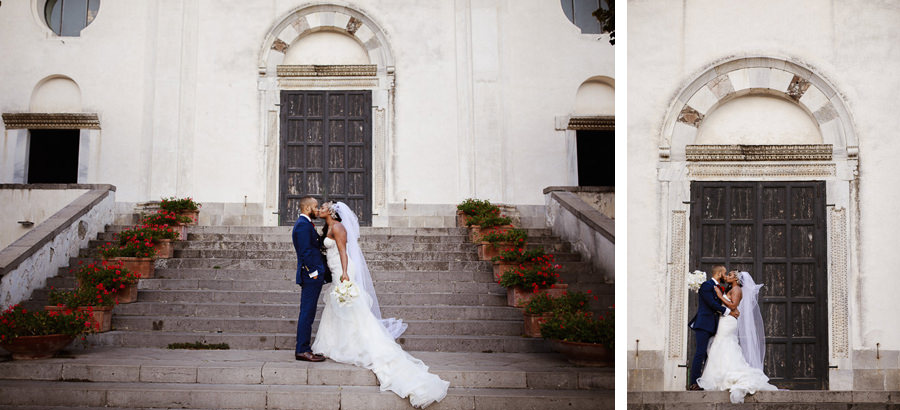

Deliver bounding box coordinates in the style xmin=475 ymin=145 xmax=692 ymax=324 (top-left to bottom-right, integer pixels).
xmin=311 ymin=202 xmax=449 ymax=408
xmin=697 ymin=271 xmax=778 ymax=403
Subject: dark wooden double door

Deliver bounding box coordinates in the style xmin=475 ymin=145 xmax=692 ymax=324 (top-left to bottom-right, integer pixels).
xmin=279 ymin=90 xmax=372 ymax=226
xmin=689 ymin=181 xmax=828 ymax=390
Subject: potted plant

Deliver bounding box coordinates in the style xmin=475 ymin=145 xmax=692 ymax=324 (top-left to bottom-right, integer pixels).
xmin=491 ymin=247 xmax=548 ymax=281
xmin=0 ymin=304 xmax=92 ymax=360
xmin=539 ymin=309 xmax=614 ymax=367
xmin=48 ymin=285 xmax=116 ymax=333
xmin=160 ymin=196 xmax=202 ymax=225
xmin=99 ymin=232 xmax=157 ymax=278
xmin=126 ymin=224 xmax=179 ymax=258
xmin=73 ymin=260 xmax=140 ymax=304
xmin=498 ymin=259 xmax=562 ymax=307
xmin=141 ymin=210 xmax=193 ymax=240
xmin=521 ymin=292 xmax=555 ymax=337
xmin=478 ymin=228 xmax=527 ymax=261
xmin=456 ymin=198 xmax=495 ymax=227
xmin=466 ymin=211 xmax=514 ymax=243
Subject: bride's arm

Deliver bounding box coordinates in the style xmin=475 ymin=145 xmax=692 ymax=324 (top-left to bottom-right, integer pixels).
xmin=729 ymin=287 xmax=743 ymax=308
xmin=714 ymin=286 xmax=740 ymax=310
xmin=333 ymin=223 xmax=350 ymax=282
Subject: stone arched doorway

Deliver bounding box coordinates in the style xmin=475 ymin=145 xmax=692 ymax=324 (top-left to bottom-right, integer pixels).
xmin=258 ymin=4 xmax=394 ymax=226
xmin=658 ymin=56 xmax=858 ymax=390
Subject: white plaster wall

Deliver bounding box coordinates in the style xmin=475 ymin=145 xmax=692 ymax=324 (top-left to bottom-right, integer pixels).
xmin=0 ymin=0 xmax=612 ymax=218
xmin=628 ymin=0 xmax=900 ymax=358
xmin=284 ymin=31 xmax=371 ymax=65
xmin=0 ymin=189 xmax=88 ymax=249
xmin=696 ymin=95 xmax=823 ymax=145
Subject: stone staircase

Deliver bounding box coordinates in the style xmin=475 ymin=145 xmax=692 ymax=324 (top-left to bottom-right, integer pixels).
xmin=628 ymin=391 xmax=900 ymax=409
xmin=1 ymin=225 xmax=614 ymax=409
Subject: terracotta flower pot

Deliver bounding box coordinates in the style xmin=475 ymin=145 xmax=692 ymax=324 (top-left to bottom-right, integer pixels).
xmin=478 ymin=242 xmax=513 ymax=261
xmin=171 ymin=224 xmax=187 ymax=241
xmin=507 ymin=287 xmax=543 ymax=307
xmin=178 ymin=210 xmax=199 ymax=225
xmin=550 ymin=339 xmax=613 ymax=367
xmin=152 ymin=239 xmax=174 ymax=259
xmin=111 ymin=257 xmax=155 ymax=279
xmin=0 ymin=334 xmax=76 ymax=360
xmin=545 ymin=283 xmax=569 ymax=298
xmin=78 ymin=306 xmax=113 ymax=333
xmin=115 ymin=282 xmax=139 ymax=304
xmin=456 ymin=211 xmax=472 ymax=228
xmin=493 ymin=262 xmax=534 ymax=282
xmin=523 ymin=312 xmax=553 ymax=338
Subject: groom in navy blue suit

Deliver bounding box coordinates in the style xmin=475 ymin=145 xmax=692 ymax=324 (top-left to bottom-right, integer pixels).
xmin=292 ymin=196 xmax=331 ymax=362
xmin=687 ymin=265 xmax=739 ymax=390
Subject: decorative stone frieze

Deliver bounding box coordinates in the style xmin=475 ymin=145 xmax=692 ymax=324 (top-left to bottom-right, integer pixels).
xmin=2 ymin=113 xmax=100 ymax=129
xmin=667 ymin=210 xmax=687 ymax=359
xmin=685 ymin=144 xmax=833 ymax=162
xmin=830 ymin=207 xmax=850 ymax=359
xmin=276 ymin=64 xmax=377 ymax=77
xmin=687 ymin=162 xmax=836 ymax=178
xmin=567 ymin=116 xmax=614 ymax=131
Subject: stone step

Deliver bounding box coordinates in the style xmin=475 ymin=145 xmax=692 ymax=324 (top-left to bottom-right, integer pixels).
xmin=160 ymin=240 xmax=567 ymax=253
xmin=111 ymin=316 xmax=524 ymax=336
xmin=0 ymin=348 xmax=613 ymax=390
xmin=81 ymin=331 xmax=552 ymax=352
xmin=0 ymin=380 xmax=611 ymax=409
xmin=105 ymin=224 xmax=555 ymax=236
xmin=105 ymin=302 xmax=524 ymax=321
xmin=628 ymin=391 xmax=900 ymax=409
xmin=137 ymin=289 xmax=506 ymax=306
xmin=70 ymin=257 xmax=497 ymax=273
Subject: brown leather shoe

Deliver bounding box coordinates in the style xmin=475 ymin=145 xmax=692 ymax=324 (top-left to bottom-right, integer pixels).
xmin=687 ymin=384 xmax=704 ymax=391
xmin=295 ymin=352 xmax=325 ymax=362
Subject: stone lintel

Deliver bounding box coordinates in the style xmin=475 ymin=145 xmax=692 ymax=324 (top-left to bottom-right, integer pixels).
xmin=685 ymin=144 xmax=833 ymax=162
xmin=2 ymin=113 xmax=101 ymax=130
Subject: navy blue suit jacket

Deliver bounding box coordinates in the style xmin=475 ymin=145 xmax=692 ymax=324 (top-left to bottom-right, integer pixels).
xmin=689 ymin=279 xmax=727 ymax=334
xmin=292 ymin=216 xmax=326 ymax=286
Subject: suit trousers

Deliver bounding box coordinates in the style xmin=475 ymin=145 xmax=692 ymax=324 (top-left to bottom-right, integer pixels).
xmin=689 ymin=328 xmax=714 ymax=386
xmin=295 ymin=281 xmax=324 ymax=354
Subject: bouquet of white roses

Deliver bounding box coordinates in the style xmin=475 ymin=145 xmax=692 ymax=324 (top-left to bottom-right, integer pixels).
xmin=686 ymin=270 xmax=707 ymax=292
xmin=331 ymin=279 xmax=360 ymax=307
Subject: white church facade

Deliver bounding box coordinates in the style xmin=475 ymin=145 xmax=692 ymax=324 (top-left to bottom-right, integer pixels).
xmin=0 ymin=0 xmax=613 ymax=228
xmin=628 ymin=1 xmax=900 ymax=392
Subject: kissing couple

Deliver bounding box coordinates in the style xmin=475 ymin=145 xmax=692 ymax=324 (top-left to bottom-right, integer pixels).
xmin=291 ymin=196 xmax=449 ymax=408
xmin=688 ymin=265 xmax=778 ymax=403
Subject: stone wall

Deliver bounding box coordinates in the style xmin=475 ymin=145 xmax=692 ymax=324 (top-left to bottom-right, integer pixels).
xmin=0 ymin=187 xmax=115 ymax=307
xmin=545 ymin=189 xmax=614 ymax=283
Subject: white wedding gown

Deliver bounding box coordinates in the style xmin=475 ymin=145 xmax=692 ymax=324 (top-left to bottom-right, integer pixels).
xmin=312 ymin=237 xmax=450 ymax=408
xmin=697 ymin=295 xmax=778 ymax=403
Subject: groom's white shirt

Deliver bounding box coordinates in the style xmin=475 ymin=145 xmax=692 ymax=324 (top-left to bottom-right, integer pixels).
xmin=711 ymin=277 xmax=731 ymax=317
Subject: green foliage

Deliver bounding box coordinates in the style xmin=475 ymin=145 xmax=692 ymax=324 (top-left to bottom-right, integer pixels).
xmin=0 ymin=304 xmax=92 ymax=341
xmin=73 ymin=260 xmax=139 ymax=293
xmin=159 ymin=196 xmax=201 ymax=213
xmin=522 ymin=292 xmax=555 ymax=314
xmin=98 ymin=228 xmax=157 ymax=259
xmin=552 ymin=291 xmax=591 ymax=314
xmin=141 ymin=210 xmax=192 ymax=226
xmin=456 ymin=198 xmax=495 ymax=216
xmin=498 ymin=259 xmax=560 ymax=291
xmin=167 ymin=342 xmax=230 ymax=350
xmin=539 ymin=310 xmax=614 ymax=349
xmin=466 ymin=212 xmax=511 ymax=229
xmin=492 ymin=247 xmax=548 ymax=264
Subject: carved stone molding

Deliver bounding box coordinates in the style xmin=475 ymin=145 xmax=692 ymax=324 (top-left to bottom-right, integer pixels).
xmin=276 ymin=65 xmax=377 ymax=77
xmin=277 ymin=78 xmax=378 ymax=89
xmin=687 ymin=162 xmax=836 ymax=178
xmin=685 ymin=144 xmax=833 ymax=162
xmin=668 ymin=210 xmax=687 ymax=358
xmin=567 ymin=116 xmax=614 ymax=131
xmin=374 ymin=108 xmax=386 ymax=211
xmin=2 ymin=113 xmax=100 ymax=129
xmin=830 ymin=207 xmax=850 ymax=358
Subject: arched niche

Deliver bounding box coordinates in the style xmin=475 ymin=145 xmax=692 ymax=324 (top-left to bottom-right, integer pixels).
xmin=696 ymin=93 xmax=823 ymax=145
xmin=284 ymin=30 xmax=371 ymax=65
xmin=30 ymin=76 xmax=82 ymax=113
xmin=574 ymin=76 xmax=614 ymax=116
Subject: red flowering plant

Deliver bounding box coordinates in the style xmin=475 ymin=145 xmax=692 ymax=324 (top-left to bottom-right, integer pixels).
xmin=521 ymin=292 xmax=555 ymax=315
xmin=0 ymin=304 xmax=93 ymax=342
xmin=466 ymin=209 xmax=512 ymax=228
xmin=73 ymin=261 xmax=139 ymax=298
xmin=160 ymin=196 xmax=201 ymax=213
xmin=49 ymin=284 xmax=116 ymax=308
xmin=539 ymin=308 xmax=614 ymax=349
xmin=139 ymin=223 xmax=180 ymax=241
xmin=141 ymin=210 xmax=192 ymax=227
xmin=497 ymin=257 xmax=561 ymax=292
xmin=456 ymin=198 xmax=495 ymax=218
xmin=492 ymin=247 xmax=548 ymax=264
xmin=98 ymin=228 xmax=157 ymax=259
xmin=480 ymin=228 xmax=527 ymax=247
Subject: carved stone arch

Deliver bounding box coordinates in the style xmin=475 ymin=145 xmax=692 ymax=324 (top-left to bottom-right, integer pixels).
xmin=258 ymin=3 xmax=395 ymax=74
xmin=659 ymin=56 xmax=858 ymax=161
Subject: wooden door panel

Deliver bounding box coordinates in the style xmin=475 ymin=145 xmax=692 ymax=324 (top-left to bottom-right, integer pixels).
xmin=689 ymin=181 xmax=827 ymax=390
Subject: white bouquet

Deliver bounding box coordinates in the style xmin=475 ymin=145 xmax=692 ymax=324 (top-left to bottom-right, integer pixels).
xmin=686 ymin=270 xmax=707 ymax=292
xmin=331 ymin=279 xmax=360 ymax=307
